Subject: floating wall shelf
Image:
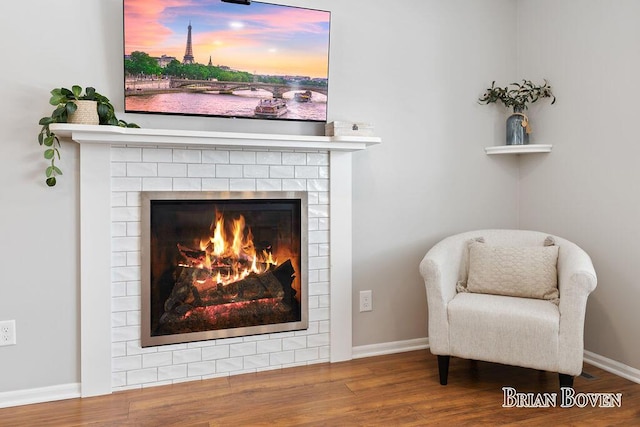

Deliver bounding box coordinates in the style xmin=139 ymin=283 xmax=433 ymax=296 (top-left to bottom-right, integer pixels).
xmin=485 ymin=144 xmax=552 ymax=155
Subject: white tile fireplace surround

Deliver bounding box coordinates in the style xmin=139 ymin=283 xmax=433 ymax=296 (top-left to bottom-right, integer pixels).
xmin=51 ymin=124 xmax=380 ymax=397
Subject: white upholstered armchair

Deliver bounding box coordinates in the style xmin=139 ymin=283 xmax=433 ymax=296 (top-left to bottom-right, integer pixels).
xmin=419 ymin=229 xmax=597 ymax=388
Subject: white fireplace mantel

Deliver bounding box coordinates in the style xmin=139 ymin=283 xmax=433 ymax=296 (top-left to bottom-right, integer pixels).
xmin=52 ymin=123 xmax=380 ymax=397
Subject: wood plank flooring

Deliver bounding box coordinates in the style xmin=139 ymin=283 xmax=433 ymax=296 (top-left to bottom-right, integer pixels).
xmin=1 ymin=350 xmax=638 ymax=426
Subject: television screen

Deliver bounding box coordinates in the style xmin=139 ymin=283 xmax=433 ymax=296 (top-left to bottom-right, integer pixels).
xmin=123 ymin=0 xmax=331 ymax=122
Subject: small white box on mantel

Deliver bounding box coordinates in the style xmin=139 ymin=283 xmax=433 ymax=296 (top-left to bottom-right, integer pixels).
xmin=325 ymin=121 xmax=375 ymax=137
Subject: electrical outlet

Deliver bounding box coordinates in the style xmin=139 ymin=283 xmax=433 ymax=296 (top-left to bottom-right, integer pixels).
xmin=0 ymin=320 xmax=16 ymax=346
xmin=359 ymin=290 xmax=373 ymax=312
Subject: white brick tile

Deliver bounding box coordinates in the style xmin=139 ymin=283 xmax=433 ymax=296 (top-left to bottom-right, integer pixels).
xmin=113 ymin=325 xmax=141 ymax=342
xmin=126 ymin=310 xmax=141 ymax=325
xmin=319 ymin=295 xmax=330 ymax=308
xmin=319 ymin=320 xmax=330 ymax=334
xmin=282 ymin=336 xmax=307 ymax=351
xmin=126 ymin=341 xmax=158 ymax=355
xmin=307 ymin=269 xmax=319 ymax=283
xmin=127 ymin=163 xmax=158 ymax=177
xmin=257 ymin=339 xmax=282 ymax=354
xmin=112 ymin=312 xmax=127 ymax=328
xmin=257 ymin=179 xmax=282 ymax=191
xmin=282 ymin=153 xmax=307 ymax=165
xmin=307 ymin=333 xmax=329 ymax=348
xmin=319 ymin=166 xmax=329 ymax=179
xmin=309 ymin=282 xmax=329 ymax=296
xmin=318 ymin=269 xmax=330 ymax=282
xmin=270 ymin=351 xmax=295 ymax=366
xmin=173 ymin=178 xmax=202 ymax=191
xmin=308 ymin=296 xmax=319 ymax=309
xmin=229 ymin=179 xmax=256 ymax=191
xmin=112 ymin=147 xmax=141 ymax=162
xmin=318 ymin=192 xmax=329 ymax=204
xmin=173 ymin=348 xmax=202 ymax=364
xmin=142 ymin=178 xmax=172 ymax=191
xmin=112 ymin=372 xmax=127 ymax=388
xmin=295 ymin=347 xmax=319 ymax=363
xmin=307 ymin=218 xmax=319 ymax=232
xmin=216 ymin=164 xmax=243 ymax=178
xmin=309 ymin=230 xmax=329 ymax=244
xmin=127 ymin=368 xmax=158 ymax=385
xmin=244 ymin=354 xmax=270 ymax=369
xmin=318 ymin=217 xmax=329 ymax=230
xmin=187 ymin=164 xmax=216 ymax=178
xmin=126 ymin=251 xmax=141 ymax=266
xmin=158 ymin=364 xmax=187 ymax=381
xmin=112 ymin=282 xmax=126 ymax=297
xmin=112 ymin=192 xmax=127 ymax=207
xmin=112 ymin=266 xmax=141 ymax=282
xmin=307 ymin=192 xmax=319 ymax=205
xmin=307 ymin=153 xmax=329 ymax=166
xmin=112 ymin=342 xmax=127 ymax=358
xmin=243 ymin=165 xmax=269 ymax=178
xmin=112 ymin=296 xmax=141 ymax=312
xmin=308 ymin=244 xmax=319 ymax=257
xmin=216 ymin=357 xmax=244 ymax=373
xmin=112 ymin=237 xmax=140 ymax=252
xmin=112 ymin=222 xmax=127 ymax=237
xmin=187 ymin=341 xmax=218 ymax=348
xmin=112 ymin=163 xmax=127 ymax=177
xmin=127 ymin=222 xmax=141 ymax=237
xmin=112 ymin=178 xmax=142 ymax=192
xmin=308 ymin=205 xmax=328 ymax=218
xmin=282 ymin=179 xmax=306 ymax=191
xmin=270 ymin=165 xmax=294 ymax=178
xmin=173 ymin=149 xmax=201 ymax=163
xmin=143 ymin=352 xmax=173 ymax=368
xmin=257 ymin=152 xmax=281 ymax=165
xmin=143 ymin=380 xmax=173 ymax=388
xmin=309 ymin=256 xmax=329 ymax=270
xmin=202 ymin=150 xmax=229 ymax=164
xmin=127 ymin=192 xmax=141 ymax=207
xmin=202 ymin=178 xmax=229 ymax=191
xmin=113 ymin=355 xmax=142 ymax=372
xmin=307 ymin=179 xmax=329 ymax=192
xmin=230 ymin=151 xmax=256 ymax=164
xmin=112 ymin=207 xmax=141 ymax=222
xmin=202 ymin=345 xmax=229 ymax=361
xmin=188 ymin=361 xmax=217 ymax=377
xmin=295 ymin=166 xmax=319 ymax=179
xmin=158 ymin=163 xmax=187 ymax=177
xmin=318 ymin=243 xmax=329 ymax=256
xmin=296 ymin=322 xmax=319 ymax=336
xmin=142 ymin=148 xmax=172 ymax=162
xmin=230 ymin=342 xmax=256 ymax=357
xmin=309 ymin=307 xmax=329 ymax=322
xmin=126 ymin=281 xmax=141 ymax=296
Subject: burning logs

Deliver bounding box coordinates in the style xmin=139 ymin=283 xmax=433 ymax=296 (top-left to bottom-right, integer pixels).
xmin=157 ymin=260 xmax=298 ymax=335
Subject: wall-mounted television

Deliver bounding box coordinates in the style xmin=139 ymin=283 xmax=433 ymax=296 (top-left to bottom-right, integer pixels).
xmin=123 ymin=0 xmax=331 ymax=122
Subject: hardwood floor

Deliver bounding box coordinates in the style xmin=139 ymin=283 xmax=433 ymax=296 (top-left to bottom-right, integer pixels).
xmin=1 ymin=350 xmax=639 ymax=426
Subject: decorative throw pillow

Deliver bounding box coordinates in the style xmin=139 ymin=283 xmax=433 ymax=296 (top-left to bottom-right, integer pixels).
xmin=464 ymin=241 xmax=559 ymax=303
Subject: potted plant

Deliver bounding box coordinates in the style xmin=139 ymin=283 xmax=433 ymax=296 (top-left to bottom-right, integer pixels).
xmin=478 ymin=80 xmax=556 ymax=145
xmin=37 ymin=85 xmax=139 ymax=186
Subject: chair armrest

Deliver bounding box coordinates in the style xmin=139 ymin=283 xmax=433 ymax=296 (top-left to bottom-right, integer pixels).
xmin=556 ymin=238 xmax=598 ymax=374
xmin=419 ymin=235 xmax=468 ymax=354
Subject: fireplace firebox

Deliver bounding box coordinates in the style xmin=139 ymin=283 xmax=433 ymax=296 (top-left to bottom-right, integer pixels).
xmin=141 ymin=191 xmax=308 ymax=347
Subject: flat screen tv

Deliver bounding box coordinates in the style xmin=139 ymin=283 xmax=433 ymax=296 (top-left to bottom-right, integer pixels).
xmin=123 ymin=0 xmax=331 ymax=122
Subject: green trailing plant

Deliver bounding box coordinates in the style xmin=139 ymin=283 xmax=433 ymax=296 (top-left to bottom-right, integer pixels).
xmin=38 ymin=85 xmax=139 ymax=187
xmin=478 ymin=79 xmax=556 ymax=111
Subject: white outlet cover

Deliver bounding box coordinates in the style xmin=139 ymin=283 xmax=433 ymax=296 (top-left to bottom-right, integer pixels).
xmin=0 ymin=320 xmax=16 ymax=346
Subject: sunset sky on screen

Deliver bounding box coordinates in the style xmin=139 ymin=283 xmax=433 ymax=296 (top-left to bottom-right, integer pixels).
xmin=124 ymin=0 xmax=330 ymax=78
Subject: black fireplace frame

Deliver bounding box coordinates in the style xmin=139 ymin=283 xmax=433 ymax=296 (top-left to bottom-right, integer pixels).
xmin=140 ymin=191 xmax=308 ymax=347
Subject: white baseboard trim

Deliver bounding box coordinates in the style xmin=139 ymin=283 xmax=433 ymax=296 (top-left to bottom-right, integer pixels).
xmin=0 ymin=383 xmax=81 ymax=409
xmin=584 ymin=350 xmax=640 ymax=385
xmin=352 ymin=337 xmax=640 ymax=386
xmin=352 ymin=337 xmax=429 ymax=359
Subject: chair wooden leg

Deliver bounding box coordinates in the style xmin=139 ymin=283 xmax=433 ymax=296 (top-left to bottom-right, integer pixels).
xmin=437 ymin=355 xmax=450 ymax=385
xmin=559 ymin=373 xmax=574 ymax=389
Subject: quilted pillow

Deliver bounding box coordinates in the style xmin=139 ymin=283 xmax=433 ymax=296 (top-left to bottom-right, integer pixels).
xmin=464 ymin=241 xmax=559 ymax=303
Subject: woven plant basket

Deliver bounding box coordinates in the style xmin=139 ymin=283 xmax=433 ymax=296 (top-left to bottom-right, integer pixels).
xmin=67 ymin=100 xmax=99 ymax=125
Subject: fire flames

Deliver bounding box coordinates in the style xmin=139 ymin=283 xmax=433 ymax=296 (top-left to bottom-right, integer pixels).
xmin=178 ymin=211 xmax=278 ymax=287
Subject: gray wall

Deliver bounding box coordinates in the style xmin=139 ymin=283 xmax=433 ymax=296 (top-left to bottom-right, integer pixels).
xmin=517 ymin=0 xmax=640 ymax=371
xmin=0 ymin=0 xmax=520 ymax=393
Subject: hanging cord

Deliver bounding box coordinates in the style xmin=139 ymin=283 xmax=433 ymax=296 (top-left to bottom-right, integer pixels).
xmin=512 ymin=112 xmax=532 ymax=134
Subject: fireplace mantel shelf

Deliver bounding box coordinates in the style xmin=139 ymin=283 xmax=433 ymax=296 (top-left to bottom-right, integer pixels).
xmin=51 ymin=123 xmax=381 ymax=151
